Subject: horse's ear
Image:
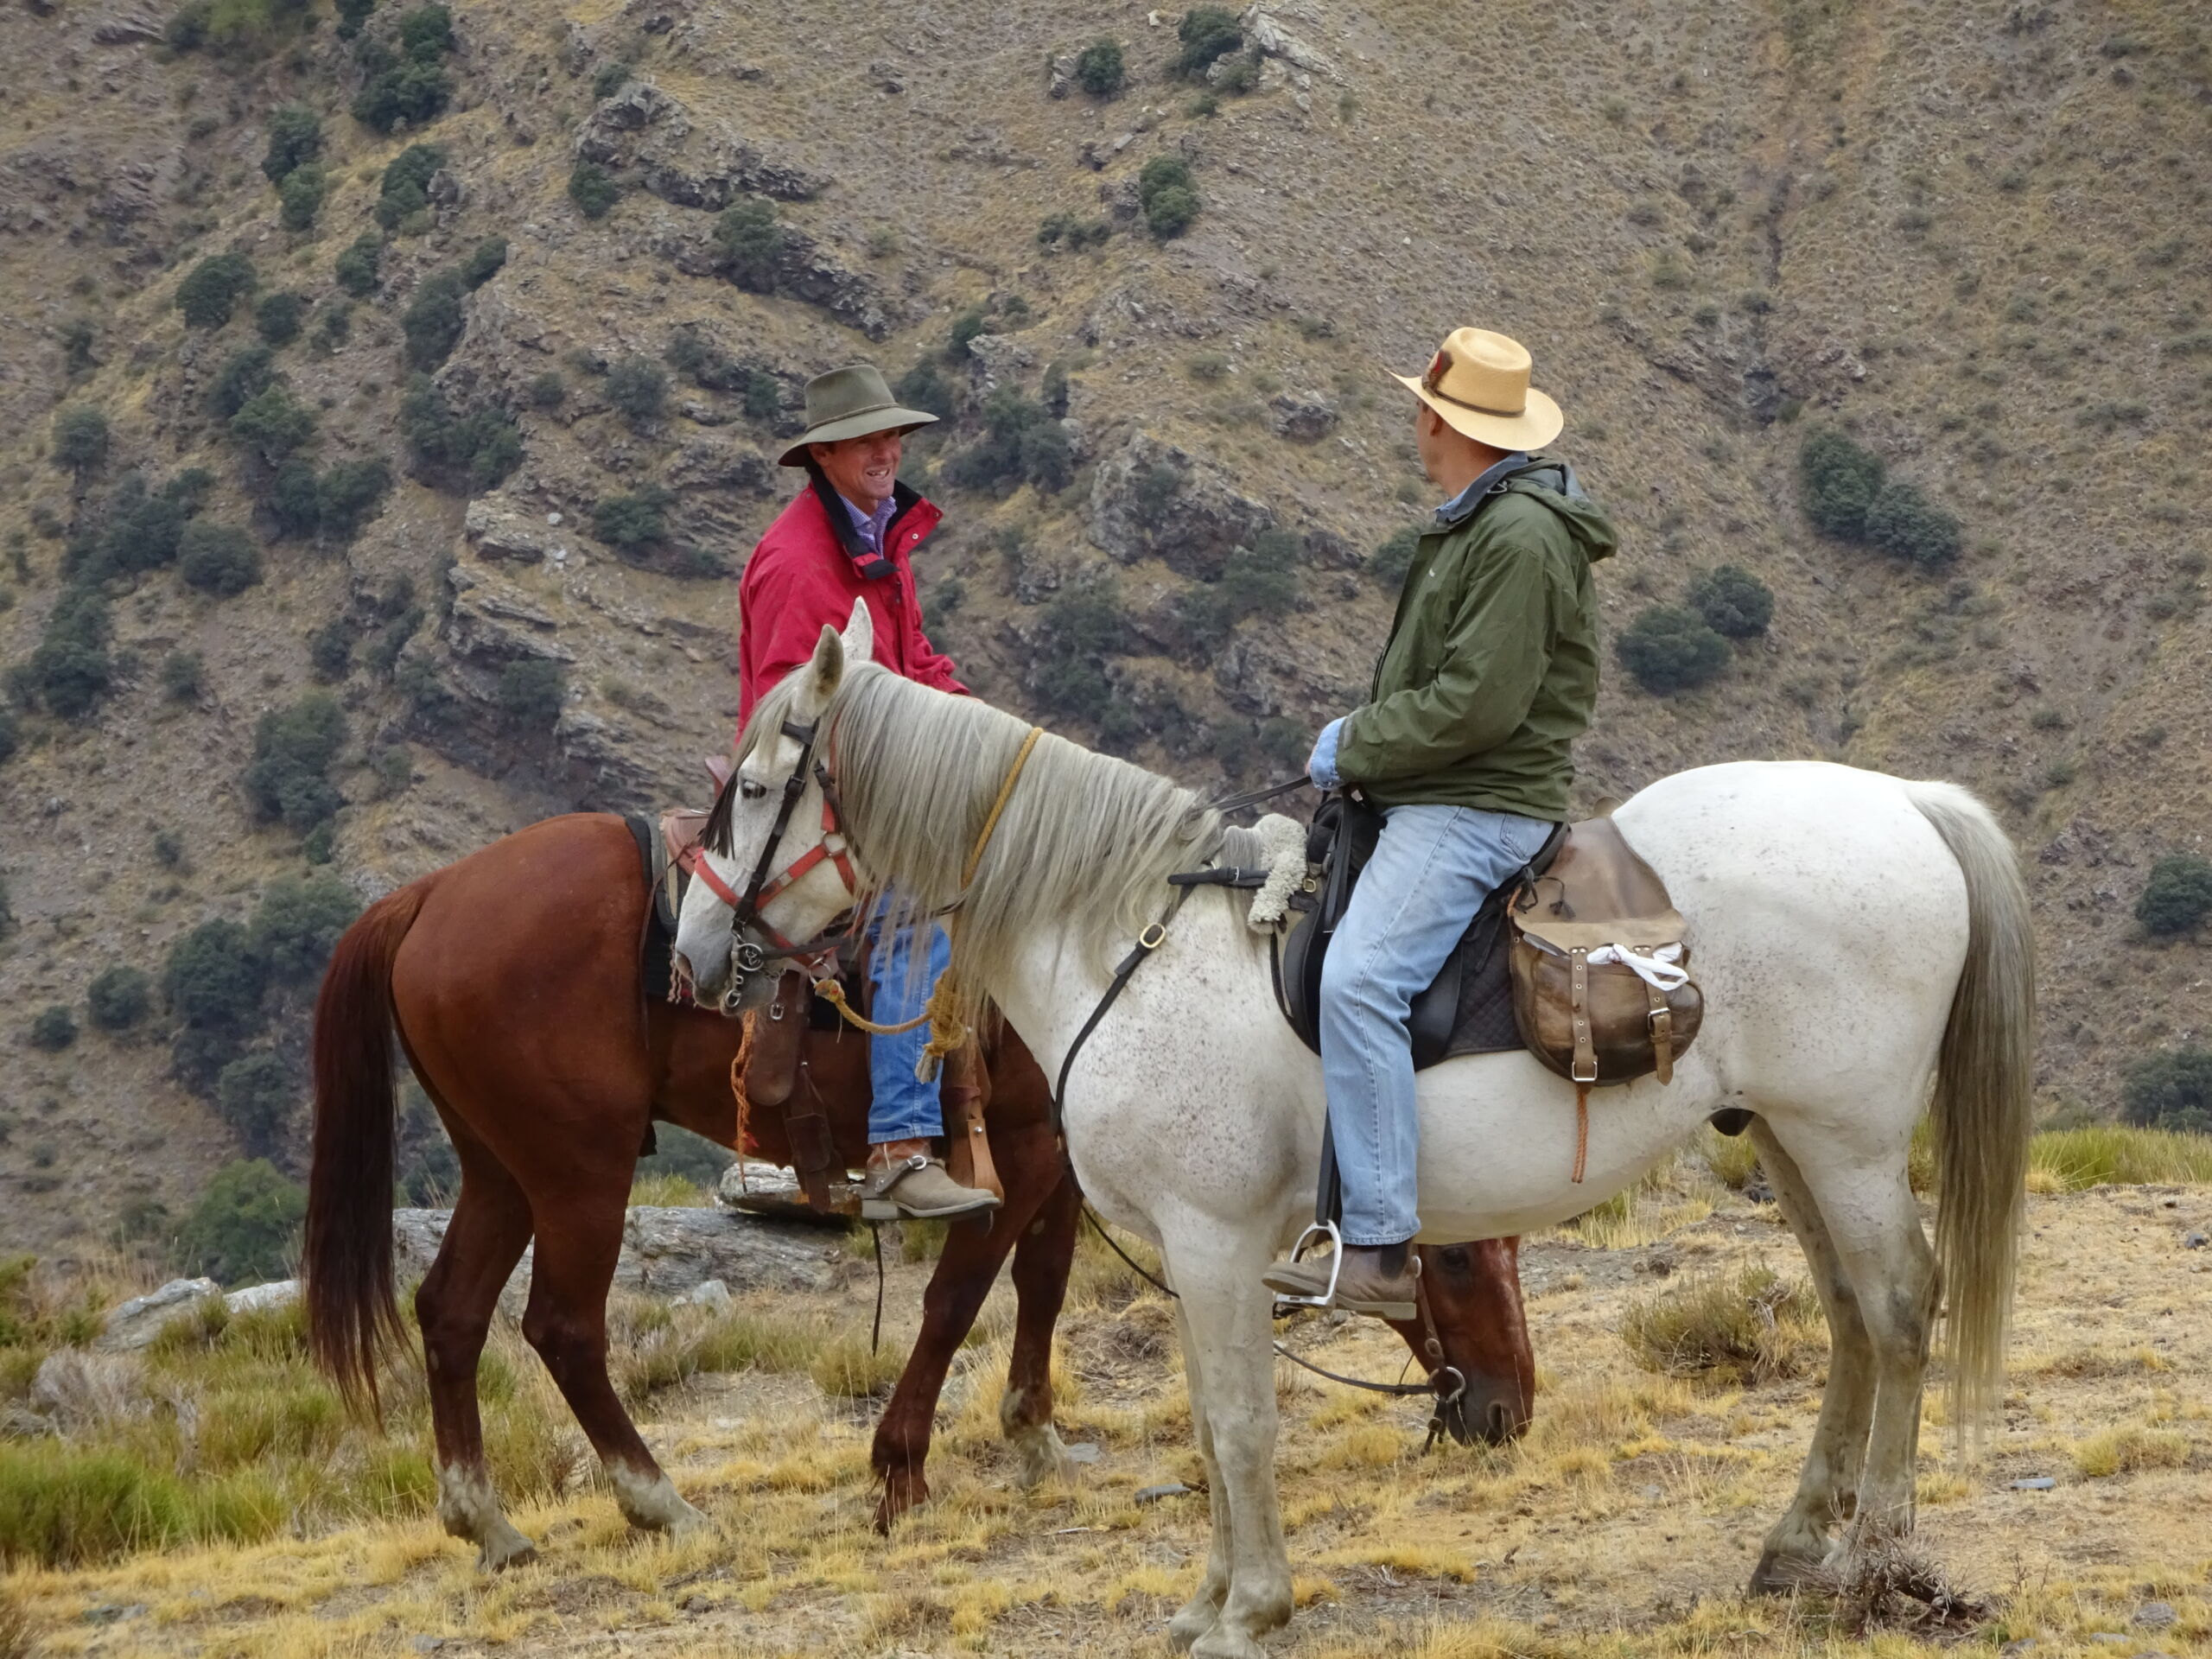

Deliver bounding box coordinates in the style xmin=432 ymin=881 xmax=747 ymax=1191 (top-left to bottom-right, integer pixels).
xmin=799 ymin=622 xmax=844 ymax=715
xmin=840 ymin=598 xmax=875 ymax=670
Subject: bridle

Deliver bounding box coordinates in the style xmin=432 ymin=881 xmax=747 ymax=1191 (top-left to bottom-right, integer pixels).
xmin=677 ymin=717 xmax=861 ymax=1007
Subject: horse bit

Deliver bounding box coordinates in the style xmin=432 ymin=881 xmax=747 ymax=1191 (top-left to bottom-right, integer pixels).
xmin=677 ymin=717 xmax=861 ymax=1012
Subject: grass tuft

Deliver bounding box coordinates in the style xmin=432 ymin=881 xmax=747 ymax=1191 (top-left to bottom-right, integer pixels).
xmin=2071 ymin=1424 xmax=2190 ymax=1478
xmin=1620 ymin=1265 xmax=1825 ymax=1384
xmin=2026 ymin=1125 xmax=2212 ymax=1190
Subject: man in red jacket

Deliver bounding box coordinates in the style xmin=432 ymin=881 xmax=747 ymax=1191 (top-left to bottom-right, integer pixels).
xmin=737 ymin=364 xmax=995 ymax=1223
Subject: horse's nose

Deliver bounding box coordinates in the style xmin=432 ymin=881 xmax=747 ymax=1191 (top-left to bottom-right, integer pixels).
xmin=1485 ymin=1398 xmax=1515 ymax=1444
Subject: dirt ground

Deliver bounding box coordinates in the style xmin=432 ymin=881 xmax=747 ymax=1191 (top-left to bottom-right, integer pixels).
xmin=9 ymin=1179 xmax=2211 ymax=1659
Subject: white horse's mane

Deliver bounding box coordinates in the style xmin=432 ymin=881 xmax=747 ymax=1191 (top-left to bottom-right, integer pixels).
xmin=743 ymin=661 xmax=1262 ymax=1008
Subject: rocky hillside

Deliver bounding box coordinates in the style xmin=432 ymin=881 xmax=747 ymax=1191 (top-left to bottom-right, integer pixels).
xmin=2 ymin=0 xmax=2207 ymax=1256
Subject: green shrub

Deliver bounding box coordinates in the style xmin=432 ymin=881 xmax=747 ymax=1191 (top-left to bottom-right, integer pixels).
xmin=889 ymin=362 xmax=952 ymax=424
xmin=1074 ymin=40 xmax=1125 ymax=96
xmin=175 ymin=251 xmax=256 ymax=328
xmin=498 ymin=658 xmax=565 ymax=726
xmin=942 ymin=391 xmax=1070 ymax=496
xmin=0 ymin=1442 xmax=284 ymax=1567
xmin=401 ymin=269 xmax=468 ymax=369
xmin=50 ymin=406 xmax=109 ymax=474
xmin=1685 ymin=564 xmax=1774 ymax=638
xmin=1797 ymin=428 xmax=1885 ymax=541
xmin=276 ymin=162 xmax=327 ymax=232
xmin=525 ymin=372 xmax=566 ymax=410
xmin=461 ymin=235 xmax=508 ymax=289
xmin=242 ymin=693 xmax=346 ymax=832
xmin=28 ymin=1006 xmax=76 ymax=1052
xmin=251 ymin=874 xmax=359 ymax=985
xmin=87 ymin=967 xmax=152 ymax=1032
xmin=334 ymin=234 xmax=382 ymax=297
xmin=374 ymin=143 xmax=446 ymax=229
xmin=945 ymin=308 xmax=989 ymax=363
xmin=21 ymin=589 xmax=111 ymax=719
xmin=254 ymin=290 xmax=306 ymax=346
xmin=593 ymin=486 xmax=674 ymax=551
xmin=209 ymin=344 xmax=279 ymax=419
xmin=1179 ymin=529 xmax=1302 ymax=649
xmin=268 ymin=461 xmax=322 ymax=538
xmin=1864 ymin=481 xmax=1961 ymax=569
xmin=568 ymin=160 xmax=620 ymax=220
xmin=228 ymin=385 xmax=316 ymax=462
xmin=397 ymin=377 xmax=520 ymax=492
xmin=2136 ymin=853 xmax=2212 ymax=938
xmin=214 ymin=1051 xmax=296 ymax=1154
xmin=177 ymin=1160 xmax=305 ymax=1286
xmin=308 ymin=616 xmax=352 ymax=682
xmin=86 ymin=472 xmax=198 ymax=578
xmin=1033 ymin=583 xmax=1127 ymax=716
xmin=1175 ymin=7 xmax=1242 ymax=75
xmin=1615 ymin=605 xmax=1730 ymax=696
xmin=315 ymin=459 xmax=391 ymax=542
xmin=1137 ymin=156 xmax=1200 ymax=238
xmin=1036 ymin=211 xmax=1110 ymax=251
xmin=160 ymin=651 xmax=204 ymax=703
xmin=351 ymin=15 xmax=453 ymax=134
xmin=714 ymin=200 xmax=786 ymax=293
xmin=164 ymin=919 xmax=266 ymax=1090
xmin=2120 ymin=1046 xmax=2212 ymax=1135
xmin=334 ymin=0 xmax=373 ymax=37
xmin=178 ymin=522 xmax=263 ymax=597
xmin=1369 ymin=525 xmax=1421 ymax=586
xmin=0 ymin=709 xmax=17 ymax=767
xmin=604 ymin=357 xmax=669 ymax=426
xmin=166 ymin=2 xmax=212 ymax=50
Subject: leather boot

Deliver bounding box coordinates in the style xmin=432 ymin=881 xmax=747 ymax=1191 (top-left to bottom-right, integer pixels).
xmin=1262 ymin=1243 xmax=1420 ymax=1320
xmin=860 ymin=1138 xmax=1000 ymax=1222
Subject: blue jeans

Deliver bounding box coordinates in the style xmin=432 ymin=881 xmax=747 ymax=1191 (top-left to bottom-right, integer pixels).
xmin=867 ymin=912 xmax=952 ymax=1143
xmin=1320 ymin=804 xmax=1557 ymax=1244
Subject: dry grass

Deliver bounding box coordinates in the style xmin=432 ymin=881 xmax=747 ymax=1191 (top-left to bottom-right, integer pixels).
xmin=1618 ymin=1264 xmax=1827 ymax=1384
xmin=0 ymin=1586 xmax=30 ymax=1659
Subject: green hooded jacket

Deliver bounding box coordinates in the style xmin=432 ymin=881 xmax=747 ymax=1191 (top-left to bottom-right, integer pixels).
xmin=1335 ymin=455 xmax=1617 ymax=820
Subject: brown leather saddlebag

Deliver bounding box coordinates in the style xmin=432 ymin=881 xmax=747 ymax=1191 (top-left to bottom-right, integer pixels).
xmin=1509 ymin=817 xmax=1703 ymax=1087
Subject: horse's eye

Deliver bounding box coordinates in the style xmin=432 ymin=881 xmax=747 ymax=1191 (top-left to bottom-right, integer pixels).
xmin=740 ymin=779 xmax=769 ymax=801
xmin=1438 ymin=1246 xmax=1471 ymax=1272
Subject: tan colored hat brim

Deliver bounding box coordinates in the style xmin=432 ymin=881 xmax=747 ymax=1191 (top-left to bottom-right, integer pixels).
xmin=777 ymin=405 xmax=939 ymax=467
xmin=1393 ymin=372 xmax=1563 ymax=453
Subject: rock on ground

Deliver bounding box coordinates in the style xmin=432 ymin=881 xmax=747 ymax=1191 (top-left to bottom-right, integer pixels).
xmin=392 ymin=1205 xmax=840 ymax=1316
xmin=95 ymin=1277 xmax=219 ymax=1351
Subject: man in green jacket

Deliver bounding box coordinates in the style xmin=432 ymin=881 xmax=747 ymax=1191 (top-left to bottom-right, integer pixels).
xmin=1263 ymin=327 xmax=1618 ymax=1319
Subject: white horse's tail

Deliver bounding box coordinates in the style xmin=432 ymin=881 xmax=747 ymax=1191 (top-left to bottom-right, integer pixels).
xmin=1908 ymin=781 xmax=2035 ymax=1438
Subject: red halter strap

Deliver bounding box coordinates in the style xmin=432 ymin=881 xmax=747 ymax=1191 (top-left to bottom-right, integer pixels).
xmin=677 ymin=794 xmax=859 ymax=952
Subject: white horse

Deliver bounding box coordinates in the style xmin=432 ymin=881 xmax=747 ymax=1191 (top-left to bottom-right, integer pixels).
xmin=676 ymin=606 xmax=2034 ymax=1659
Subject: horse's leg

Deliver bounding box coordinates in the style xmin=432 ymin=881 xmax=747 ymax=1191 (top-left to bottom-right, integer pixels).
xmin=1166 ymin=1287 xmax=1233 ymax=1654
xmin=869 ymin=1162 xmax=1046 ymax=1531
xmin=416 ymin=1130 xmax=538 ymax=1569
xmin=519 ymin=1191 xmax=709 ymax=1537
xmin=1761 ymin=1122 xmax=1938 ymax=1567
xmin=999 ymin=1159 xmax=1082 ymax=1489
xmin=1745 ymin=1117 xmax=1878 ymax=1593
xmin=1165 ymin=1229 xmax=1292 ymax=1659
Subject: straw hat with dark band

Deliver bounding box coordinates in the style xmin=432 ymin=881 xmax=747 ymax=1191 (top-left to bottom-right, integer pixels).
xmin=1392 ymin=327 xmax=1563 ymax=452
xmin=776 ymin=363 xmax=939 ymax=467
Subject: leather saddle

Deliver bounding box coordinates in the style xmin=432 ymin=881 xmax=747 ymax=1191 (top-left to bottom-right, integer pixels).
xmin=1279 ymin=796 xmax=1567 ymax=1071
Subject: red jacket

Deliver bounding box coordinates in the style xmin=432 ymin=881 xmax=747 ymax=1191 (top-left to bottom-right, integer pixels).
xmin=736 ymin=476 xmax=966 ymax=730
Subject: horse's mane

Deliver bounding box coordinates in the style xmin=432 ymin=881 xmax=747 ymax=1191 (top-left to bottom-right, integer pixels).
xmin=747 ymin=662 xmax=1230 ymax=1010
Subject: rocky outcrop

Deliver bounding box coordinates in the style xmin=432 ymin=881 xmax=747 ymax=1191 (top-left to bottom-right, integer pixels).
xmin=1268 ymin=391 xmax=1338 ymax=442
xmin=95 ymin=1277 xmax=219 ymax=1351
xmin=576 ymin=83 xmax=830 ymax=207
xmin=1088 ymin=433 xmax=1276 ymax=582
xmin=393 ymin=1205 xmax=842 ymax=1316
xmin=660 ymin=225 xmax=899 ymax=340
xmin=965 ymin=333 xmax=1033 ymax=394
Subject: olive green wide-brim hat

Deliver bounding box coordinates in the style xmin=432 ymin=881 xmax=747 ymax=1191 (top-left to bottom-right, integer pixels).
xmin=775 ymin=363 xmax=939 ymax=466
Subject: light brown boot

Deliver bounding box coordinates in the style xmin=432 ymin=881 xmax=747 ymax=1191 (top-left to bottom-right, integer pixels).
xmin=860 ymin=1138 xmax=1000 ymax=1222
xmin=1262 ymin=1243 xmax=1420 ymax=1320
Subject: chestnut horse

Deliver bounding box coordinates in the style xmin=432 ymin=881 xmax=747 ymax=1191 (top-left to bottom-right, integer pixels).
xmin=304 ymin=811 xmax=1535 ymax=1567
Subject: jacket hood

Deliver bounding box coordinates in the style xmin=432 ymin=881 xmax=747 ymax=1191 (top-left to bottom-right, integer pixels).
xmin=1505 ymin=455 xmax=1618 ymax=564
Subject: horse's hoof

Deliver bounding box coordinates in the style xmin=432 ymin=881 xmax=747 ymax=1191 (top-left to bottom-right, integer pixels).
xmin=1747 ymin=1546 xmax=1818 ymax=1597
xmin=1167 ymin=1596 xmax=1222 ymax=1652
xmin=874 ymin=1474 xmax=928 ymax=1535
xmin=1190 ymin=1626 xmax=1268 ymax=1659
xmin=1010 ymin=1424 xmax=1076 ymax=1491
xmin=478 ymin=1526 xmax=539 ymax=1572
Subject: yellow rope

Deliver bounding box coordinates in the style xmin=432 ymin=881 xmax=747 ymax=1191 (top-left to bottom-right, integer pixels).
xmin=811 ymin=725 xmax=1046 ymax=1071
xmin=727 ymin=1009 xmax=758 ymax=1194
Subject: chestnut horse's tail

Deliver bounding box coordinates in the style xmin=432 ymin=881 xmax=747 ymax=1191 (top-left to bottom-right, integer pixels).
xmin=306 ymin=878 xmax=433 ymax=1419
